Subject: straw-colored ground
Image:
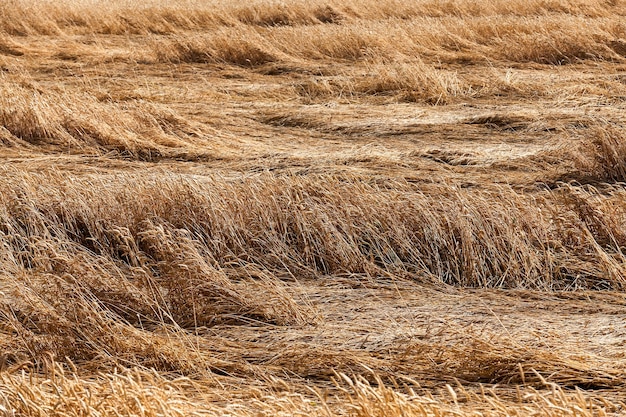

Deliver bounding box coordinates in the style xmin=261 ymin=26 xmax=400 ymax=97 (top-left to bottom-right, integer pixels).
xmin=2 ymin=0 xmax=626 ymax=415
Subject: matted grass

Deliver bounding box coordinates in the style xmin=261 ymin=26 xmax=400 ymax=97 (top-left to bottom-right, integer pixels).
xmin=1 ymin=0 xmax=626 ymax=414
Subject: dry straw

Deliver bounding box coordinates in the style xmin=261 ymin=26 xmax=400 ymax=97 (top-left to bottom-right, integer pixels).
xmin=1 ymin=0 xmax=626 ymax=414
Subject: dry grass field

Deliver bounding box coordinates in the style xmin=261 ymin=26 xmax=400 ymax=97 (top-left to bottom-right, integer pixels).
xmin=2 ymin=0 xmax=626 ymax=415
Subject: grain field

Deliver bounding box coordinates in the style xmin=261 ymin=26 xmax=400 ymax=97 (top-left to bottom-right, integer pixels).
xmin=1 ymin=0 xmax=626 ymax=415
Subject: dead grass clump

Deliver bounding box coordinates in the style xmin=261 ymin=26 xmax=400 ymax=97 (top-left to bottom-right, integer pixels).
xmin=92 ymin=7 xmax=231 ymax=35
xmin=136 ymin=219 xmax=311 ymax=327
xmin=2 ymin=0 xmax=625 ymax=66
xmin=156 ymin=30 xmax=279 ymax=66
xmin=0 ymin=173 xmax=316 ymax=373
xmin=555 ymin=185 xmax=626 ymax=251
xmin=295 ymin=77 xmax=355 ymax=103
xmin=517 ymin=125 xmax=626 ymax=187
xmin=157 ymin=22 xmax=386 ymax=66
xmin=1 ymin=364 xmax=621 ymax=417
xmin=232 ymin=2 xmax=343 ymax=26
xmin=3 ymin=175 xmax=312 ymax=324
xmin=293 ymin=62 xmax=472 ymax=104
xmin=400 ymin=14 xmax=626 ymax=64
xmin=466 ymin=113 xmax=532 ymax=130
xmin=0 ymin=77 xmax=212 ymax=160
xmin=587 ymin=126 xmax=626 ymax=183
xmin=335 ymin=373 xmax=623 ymax=417
xmin=429 ymin=335 xmax=625 ymax=389
xmin=145 ymin=8 xmax=626 ymax=73
xmin=356 ymin=61 xmax=470 ymax=104
xmin=0 ymin=2 xmax=62 ymax=36
xmin=0 ymin=1 xmax=345 ymax=36
xmin=611 ymin=39 xmax=626 ymax=57
xmin=497 ymin=25 xmax=617 ymax=64
xmin=0 ymin=36 xmax=24 ymax=57
xmin=0 ymin=1 xmax=220 ymax=36
xmin=1 ymin=0 xmax=625 ymax=37
xmin=234 ymin=3 xmax=315 ymax=27
xmin=303 ymin=28 xmax=375 ymax=61
xmin=260 ymin=112 xmax=327 ymax=130
xmin=0 ymin=269 xmax=220 ymax=374
xmin=6 ymin=171 xmax=626 ymax=291
xmin=0 ymin=81 xmax=66 ymax=145
xmin=313 ymin=5 xmax=344 ymax=24
xmin=547 ymin=126 xmax=626 ymax=185
xmin=469 ymin=15 xmax=626 ymax=64
xmin=2 ymin=173 xmax=626 ymax=409
xmin=0 ymin=365 xmax=217 ymax=417
xmin=419 ymin=0 xmax=626 ymax=18
xmin=413 ymin=149 xmax=478 ymax=166
xmin=541 ymin=186 xmax=626 ymax=289
xmin=272 ymin=24 xmax=386 ymax=61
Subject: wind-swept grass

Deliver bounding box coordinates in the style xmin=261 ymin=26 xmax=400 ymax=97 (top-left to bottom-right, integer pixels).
xmin=2 ymin=171 xmax=626 ymax=295
xmin=1 ymin=0 xmax=626 ymax=414
xmin=0 ymin=75 xmax=215 ymax=159
xmin=2 ymin=364 xmax=621 ymax=417
xmin=150 ymin=15 xmax=626 ymax=66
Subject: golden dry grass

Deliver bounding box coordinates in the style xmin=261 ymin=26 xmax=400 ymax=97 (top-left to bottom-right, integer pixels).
xmin=2 ymin=0 xmax=626 ymax=415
